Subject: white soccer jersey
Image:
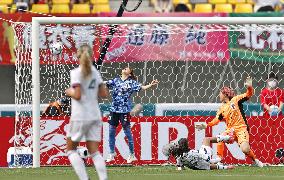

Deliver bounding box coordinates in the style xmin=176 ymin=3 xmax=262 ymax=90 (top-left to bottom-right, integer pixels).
xmin=178 ymin=145 xmax=213 ymax=170
xmin=179 ymin=150 xmax=211 ymax=170
xmin=70 ymin=66 xmax=103 ymax=121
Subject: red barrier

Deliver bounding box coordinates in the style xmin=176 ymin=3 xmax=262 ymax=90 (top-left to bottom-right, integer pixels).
xmin=1 ymin=116 xmax=283 ymax=166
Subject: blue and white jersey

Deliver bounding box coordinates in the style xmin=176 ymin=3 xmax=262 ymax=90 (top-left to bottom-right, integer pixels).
xmin=106 ymin=76 xmax=142 ymax=113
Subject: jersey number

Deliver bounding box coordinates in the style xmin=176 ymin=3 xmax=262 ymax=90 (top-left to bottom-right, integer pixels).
xmin=88 ymin=79 xmax=96 ymax=89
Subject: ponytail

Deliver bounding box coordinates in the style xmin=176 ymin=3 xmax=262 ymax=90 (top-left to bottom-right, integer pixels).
xmin=79 ymin=44 xmax=93 ymax=79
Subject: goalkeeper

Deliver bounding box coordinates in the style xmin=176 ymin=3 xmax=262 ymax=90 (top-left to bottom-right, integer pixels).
xmin=162 ymin=138 xmax=234 ymax=170
xmin=195 ymin=77 xmax=263 ymax=167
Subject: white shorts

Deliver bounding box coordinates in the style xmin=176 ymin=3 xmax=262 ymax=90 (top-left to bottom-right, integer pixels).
xmin=66 ymin=120 xmax=102 ymax=142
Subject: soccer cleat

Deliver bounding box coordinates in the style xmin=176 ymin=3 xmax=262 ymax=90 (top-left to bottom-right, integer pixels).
xmin=106 ymin=153 xmax=116 ymax=163
xmin=254 ymin=159 xmax=264 ymax=168
xmin=126 ymin=154 xmax=137 ymax=163
xmin=176 ymin=166 xmax=185 ymax=171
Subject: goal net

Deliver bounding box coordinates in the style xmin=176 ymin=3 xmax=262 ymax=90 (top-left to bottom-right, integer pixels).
xmin=13 ymin=17 xmax=284 ymax=167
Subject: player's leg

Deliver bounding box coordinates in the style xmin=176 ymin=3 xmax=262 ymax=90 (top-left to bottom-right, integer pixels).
xmin=86 ymin=121 xmax=107 ymax=180
xmin=120 ymin=113 xmax=136 ymax=163
xmin=217 ymin=142 xmax=225 ymax=160
xmin=107 ymin=112 xmax=118 ymax=162
xmin=201 ymin=137 xmax=221 ymax=163
xmin=66 ymin=121 xmax=89 ymax=180
xmin=210 ymin=164 xmax=235 ymax=170
xmin=237 ymin=129 xmax=263 ymax=167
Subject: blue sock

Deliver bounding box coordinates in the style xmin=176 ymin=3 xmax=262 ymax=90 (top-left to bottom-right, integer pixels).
xmin=123 ymin=125 xmax=134 ymax=154
xmin=109 ymin=125 xmax=116 ymax=154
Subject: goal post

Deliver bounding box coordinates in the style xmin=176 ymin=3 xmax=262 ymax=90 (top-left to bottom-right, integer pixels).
xmin=26 ymin=16 xmax=284 ymax=167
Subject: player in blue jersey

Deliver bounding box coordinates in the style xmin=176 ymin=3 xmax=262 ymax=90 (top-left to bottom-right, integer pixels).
xmin=105 ymin=67 xmax=158 ymax=163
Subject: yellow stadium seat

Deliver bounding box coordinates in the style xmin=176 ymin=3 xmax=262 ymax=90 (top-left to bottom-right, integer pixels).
xmin=246 ymin=0 xmax=255 ymax=4
xmin=71 ymin=4 xmax=90 ymax=14
xmin=32 ymin=4 xmax=49 ymax=14
xmin=51 ymin=4 xmax=70 ymax=13
xmin=194 ymin=4 xmax=213 ymax=13
xmin=0 ymin=5 xmax=9 ymax=13
xmin=215 ymin=3 xmax=233 ymax=12
xmin=209 ymin=0 xmax=227 ymax=4
xmin=90 ymin=0 xmax=109 ymax=4
xmin=173 ymin=0 xmax=190 ymax=6
xmin=228 ymin=0 xmax=246 ymax=4
xmin=234 ymin=3 xmax=253 ymax=13
xmin=92 ymin=4 xmax=110 ymax=13
xmin=9 ymin=4 xmax=16 ymax=13
xmin=186 ymin=3 xmax=193 ymax=11
xmin=52 ymin=0 xmax=70 ymax=4
xmin=0 ymin=0 xmax=13 ymax=5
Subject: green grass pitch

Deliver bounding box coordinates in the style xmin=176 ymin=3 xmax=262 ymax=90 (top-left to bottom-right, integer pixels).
xmin=0 ymin=166 xmax=283 ymax=180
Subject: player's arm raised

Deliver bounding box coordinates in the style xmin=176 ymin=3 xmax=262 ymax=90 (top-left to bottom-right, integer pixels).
xmin=235 ymin=76 xmax=254 ymax=101
xmin=141 ymin=80 xmax=159 ymax=90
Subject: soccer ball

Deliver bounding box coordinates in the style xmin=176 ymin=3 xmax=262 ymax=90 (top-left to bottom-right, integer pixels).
xmin=50 ymin=42 xmax=63 ymax=55
xmin=270 ymin=105 xmax=279 ymax=116
xmin=77 ymin=146 xmax=88 ymax=158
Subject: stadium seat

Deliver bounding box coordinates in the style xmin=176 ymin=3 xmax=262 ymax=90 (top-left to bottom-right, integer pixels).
xmin=52 ymin=0 xmax=70 ymax=4
xmin=51 ymin=4 xmax=70 ymax=13
xmin=90 ymin=0 xmax=109 ymax=4
xmin=0 ymin=5 xmax=9 ymax=13
xmin=186 ymin=4 xmax=193 ymax=11
xmin=0 ymin=0 xmax=13 ymax=5
xmin=215 ymin=4 xmax=233 ymax=13
xmin=208 ymin=0 xmax=227 ymax=4
xmin=71 ymin=4 xmax=90 ymax=14
xmin=246 ymin=0 xmax=255 ymax=4
xmin=234 ymin=3 xmax=253 ymax=13
xmin=194 ymin=4 xmax=213 ymax=13
xmin=173 ymin=0 xmax=190 ymax=6
xmin=228 ymin=0 xmax=246 ymax=4
xmin=92 ymin=4 xmax=110 ymax=13
xmin=9 ymin=4 xmax=16 ymax=13
xmin=32 ymin=4 xmax=49 ymax=14
xmin=190 ymin=0 xmax=207 ymax=4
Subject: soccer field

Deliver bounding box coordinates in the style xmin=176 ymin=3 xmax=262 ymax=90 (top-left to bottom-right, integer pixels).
xmin=0 ymin=166 xmax=283 ymax=180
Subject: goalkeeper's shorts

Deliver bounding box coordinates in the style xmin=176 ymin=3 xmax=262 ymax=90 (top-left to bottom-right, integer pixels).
xmin=224 ymin=127 xmax=249 ymax=145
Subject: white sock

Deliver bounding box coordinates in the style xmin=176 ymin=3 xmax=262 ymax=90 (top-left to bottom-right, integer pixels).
xmin=67 ymin=150 xmax=89 ymax=180
xmin=217 ymin=164 xmax=228 ymax=170
xmin=91 ymin=152 xmax=108 ymax=180
xmin=216 ymin=135 xmax=230 ymax=142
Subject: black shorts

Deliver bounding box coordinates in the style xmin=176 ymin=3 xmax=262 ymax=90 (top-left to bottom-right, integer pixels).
xmin=108 ymin=112 xmax=131 ymax=127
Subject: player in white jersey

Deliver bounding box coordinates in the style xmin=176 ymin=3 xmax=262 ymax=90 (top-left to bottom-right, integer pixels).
xmin=162 ymin=137 xmax=234 ymax=170
xmin=65 ymin=44 xmax=109 ymax=180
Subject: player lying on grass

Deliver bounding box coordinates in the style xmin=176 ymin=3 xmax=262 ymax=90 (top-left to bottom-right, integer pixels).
xmin=195 ymin=76 xmax=263 ymax=167
xmin=162 ymin=138 xmax=234 ymax=170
